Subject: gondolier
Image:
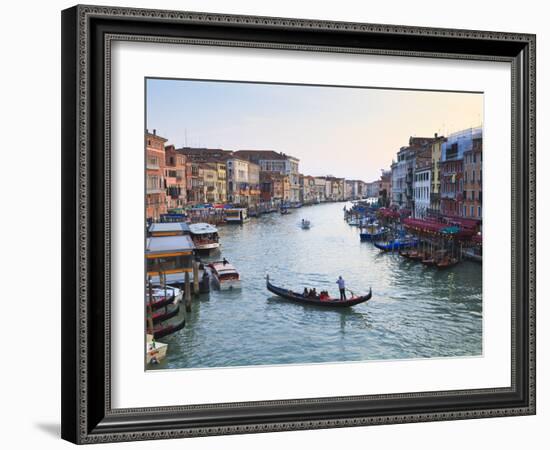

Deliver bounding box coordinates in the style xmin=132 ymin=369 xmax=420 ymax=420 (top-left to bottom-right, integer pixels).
xmin=336 ymin=276 xmax=346 ymax=300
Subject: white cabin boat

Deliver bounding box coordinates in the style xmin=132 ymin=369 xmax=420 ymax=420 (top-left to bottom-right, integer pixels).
xmin=146 ymin=334 xmax=168 ymax=365
xmin=208 ymin=260 xmax=241 ymax=290
xmin=188 ymin=222 xmax=220 ymax=255
xmin=225 ymin=208 xmax=249 ymax=224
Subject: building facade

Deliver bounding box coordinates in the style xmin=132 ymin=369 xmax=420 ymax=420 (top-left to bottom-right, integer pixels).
xmin=234 ymin=150 xmax=301 ymax=203
xmin=429 ymin=135 xmax=446 ymax=216
xmin=462 ymin=133 xmax=483 ymax=219
xmin=439 ymin=128 xmax=482 ymax=217
xmin=413 ymin=162 xmax=431 ymax=218
xmin=164 ymin=145 xmax=187 ymax=210
xmin=226 ymin=158 xmax=250 ymax=205
xmin=146 ymin=131 xmax=168 ymax=220
xmin=378 ymin=170 xmax=391 ymax=207
xmin=300 ymin=175 xmax=317 ymax=205
xmin=247 ymin=162 xmax=261 ymax=207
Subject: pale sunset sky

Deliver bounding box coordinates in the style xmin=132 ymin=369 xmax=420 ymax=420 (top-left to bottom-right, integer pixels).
xmin=146 ymin=78 xmax=483 ymax=182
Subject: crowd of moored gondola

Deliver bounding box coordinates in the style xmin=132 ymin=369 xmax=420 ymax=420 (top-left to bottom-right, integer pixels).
xmin=344 ymin=200 xmax=482 ymax=269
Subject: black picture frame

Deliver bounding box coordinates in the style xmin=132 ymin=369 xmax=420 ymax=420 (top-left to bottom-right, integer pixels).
xmin=61 ymin=4 xmax=536 ymax=444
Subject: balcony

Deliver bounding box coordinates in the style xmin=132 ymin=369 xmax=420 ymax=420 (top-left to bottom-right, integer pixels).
xmin=146 ymin=163 xmax=160 ymax=170
xmin=146 ymin=187 xmax=164 ymax=194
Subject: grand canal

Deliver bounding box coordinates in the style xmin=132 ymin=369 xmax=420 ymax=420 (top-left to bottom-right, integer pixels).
xmin=152 ymin=201 xmax=482 ymax=370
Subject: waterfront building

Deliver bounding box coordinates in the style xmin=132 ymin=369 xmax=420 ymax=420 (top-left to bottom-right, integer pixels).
xmin=299 ymin=175 xmax=317 ymax=205
xmin=365 ymin=181 xmax=379 ymax=199
xmin=391 ymin=136 xmax=436 ymax=210
xmin=344 ymin=180 xmax=363 ymax=200
xmin=247 ymin=162 xmax=261 ymax=208
xmin=185 ymin=160 xmax=204 ymax=205
xmin=260 ymin=171 xmax=289 ymax=205
xmin=200 ymin=163 xmax=219 ymax=204
xmin=226 ymin=157 xmax=250 ymax=205
xmin=323 ymin=176 xmax=345 ymax=201
xmin=164 ymin=145 xmax=187 ymax=210
xmin=211 ymin=161 xmax=228 ymax=204
xmin=378 ymin=170 xmax=391 ymax=207
xmin=177 ymin=147 xmax=232 ymax=163
xmin=313 ymin=177 xmax=327 ymax=203
xmin=440 ymin=128 xmax=481 ymax=216
xmin=413 ymin=159 xmax=431 ymax=218
xmin=429 ymin=135 xmax=446 ymax=216
xmin=462 ymin=132 xmax=483 ymax=219
xmin=234 ymin=150 xmax=300 ymax=203
xmin=146 ymin=130 xmax=168 ymax=221
xmin=178 ymin=147 xmax=232 ymax=205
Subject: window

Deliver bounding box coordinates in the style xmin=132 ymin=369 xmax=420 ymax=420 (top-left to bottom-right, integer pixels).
xmin=471 ymin=206 xmax=474 ymax=217
xmin=478 ymin=206 xmax=482 ymax=217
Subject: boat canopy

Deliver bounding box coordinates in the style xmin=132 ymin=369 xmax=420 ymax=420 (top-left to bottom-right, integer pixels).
xmin=149 ymin=222 xmax=190 ymax=235
xmin=189 ymin=223 xmax=218 ymax=235
xmin=146 ymin=235 xmax=195 ymax=255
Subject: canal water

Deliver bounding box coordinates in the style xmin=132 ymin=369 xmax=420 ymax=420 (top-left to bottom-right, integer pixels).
xmin=152 ymin=201 xmax=482 ymax=370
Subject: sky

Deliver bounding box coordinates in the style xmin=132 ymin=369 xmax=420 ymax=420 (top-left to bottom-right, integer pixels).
xmin=146 ymin=78 xmax=483 ymax=182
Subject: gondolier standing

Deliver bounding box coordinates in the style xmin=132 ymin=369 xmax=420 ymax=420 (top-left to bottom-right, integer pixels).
xmin=336 ymin=276 xmax=346 ymax=300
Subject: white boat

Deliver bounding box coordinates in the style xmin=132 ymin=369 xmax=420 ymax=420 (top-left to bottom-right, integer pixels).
xmin=188 ymin=222 xmax=220 ymax=255
xmin=224 ymin=208 xmax=249 ymax=224
xmin=146 ymin=334 xmax=168 ymax=365
xmin=208 ymin=260 xmax=242 ymax=290
xmin=301 ymin=219 xmax=311 ymax=229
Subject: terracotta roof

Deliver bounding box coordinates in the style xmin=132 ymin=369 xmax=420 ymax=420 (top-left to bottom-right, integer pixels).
xmin=234 ymin=150 xmax=297 ymax=161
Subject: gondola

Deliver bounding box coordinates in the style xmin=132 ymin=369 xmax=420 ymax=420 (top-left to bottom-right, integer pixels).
xmin=266 ymin=276 xmax=371 ymax=307
xmin=149 ymin=292 xmax=176 ymax=311
xmin=435 ymin=257 xmax=459 ymax=269
xmin=151 ymin=302 xmax=180 ymax=324
xmin=152 ymin=316 xmax=185 ymax=339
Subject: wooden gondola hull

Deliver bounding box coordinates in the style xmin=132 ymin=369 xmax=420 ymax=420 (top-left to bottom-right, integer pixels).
xmin=150 ymin=294 xmax=176 ymax=311
xmin=152 ymin=317 xmax=185 ymax=339
xmin=266 ymin=280 xmax=371 ymax=307
xmin=152 ymin=303 xmax=180 ymax=324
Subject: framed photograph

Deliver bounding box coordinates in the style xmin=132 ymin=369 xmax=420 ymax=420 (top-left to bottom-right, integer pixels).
xmin=61 ymin=5 xmax=536 ymax=444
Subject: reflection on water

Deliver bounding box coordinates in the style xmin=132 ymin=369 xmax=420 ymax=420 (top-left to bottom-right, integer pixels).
xmin=151 ymin=202 xmax=482 ymax=370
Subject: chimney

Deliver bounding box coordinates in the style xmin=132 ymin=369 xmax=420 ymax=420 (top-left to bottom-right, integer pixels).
xmin=434 ymin=132 xmax=438 ymax=138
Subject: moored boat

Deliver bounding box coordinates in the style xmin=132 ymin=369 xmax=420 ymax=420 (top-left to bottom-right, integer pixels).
xmin=225 ymin=208 xmax=249 ymax=224
xmin=301 ymin=219 xmax=311 ymax=229
xmin=146 ymin=334 xmax=168 ymax=365
xmin=151 ymin=302 xmax=180 ymax=324
xmin=435 ymin=256 xmax=459 ymax=269
xmin=148 ymin=285 xmax=181 ymax=310
xmin=266 ymin=276 xmax=371 ymax=307
xmin=151 ymin=316 xmax=186 ymax=339
xmin=209 ymin=260 xmax=241 ymax=290
xmin=188 ymin=222 xmax=220 ymax=255
xmin=374 ymin=238 xmax=418 ymax=252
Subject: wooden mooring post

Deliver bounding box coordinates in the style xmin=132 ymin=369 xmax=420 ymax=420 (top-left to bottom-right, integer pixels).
xmin=192 ymin=260 xmax=199 ymax=295
xmin=184 ymin=271 xmax=192 ymax=312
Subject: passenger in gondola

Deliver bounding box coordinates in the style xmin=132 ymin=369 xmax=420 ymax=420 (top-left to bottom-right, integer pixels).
xmin=319 ymin=291 xmax=329 ymax=301
xmin=310 ymin=288 xmax=317 ymax=298
xmin=303 ymin=287 xmax=309 ymax=297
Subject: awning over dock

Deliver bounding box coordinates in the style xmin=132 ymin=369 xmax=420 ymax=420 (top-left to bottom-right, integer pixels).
xmin=146 ymin=235 xmax=195 ymax=255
